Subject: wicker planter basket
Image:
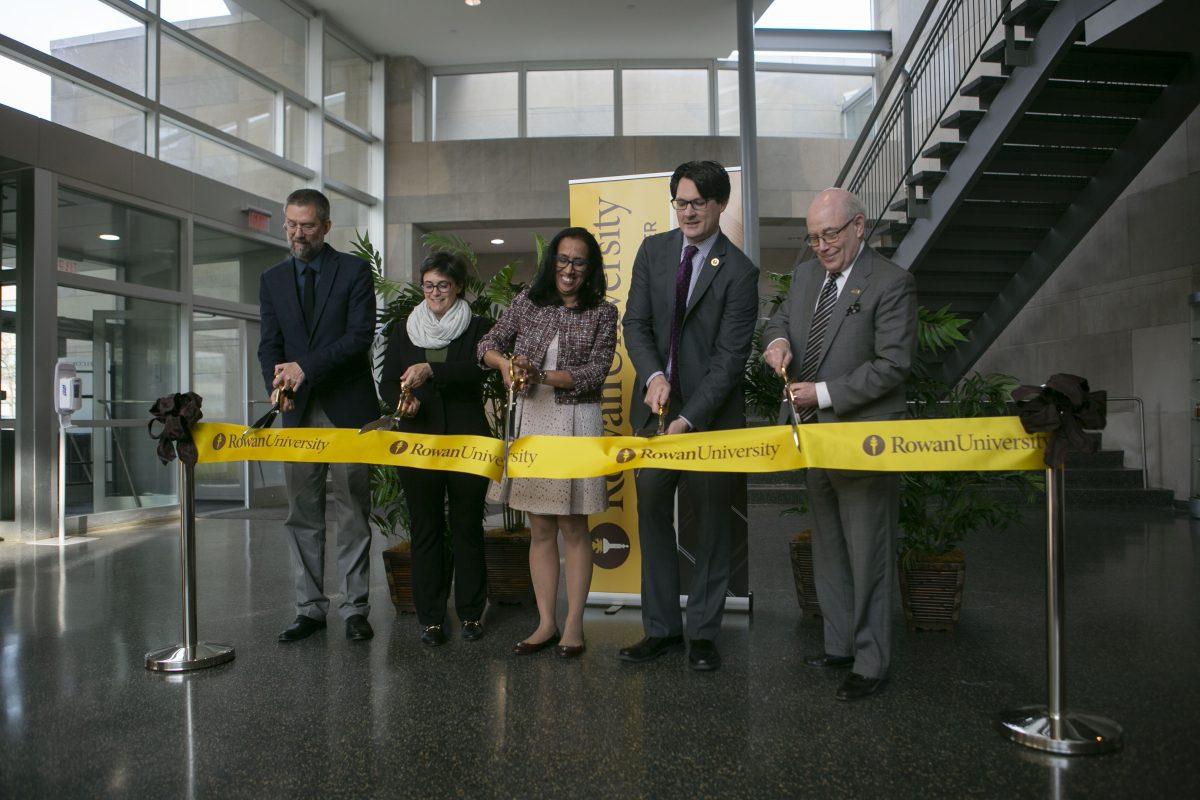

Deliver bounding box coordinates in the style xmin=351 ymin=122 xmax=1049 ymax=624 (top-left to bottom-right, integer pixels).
xmin=898 ymin=549 xmax=965 ymax=632
xmin=484 ymin=528 xmax=533 ymax=602
xmin=788 ymin=530 xmax=822 ymax=618
xmin=381 ymin=542 xmax=417 ymax=614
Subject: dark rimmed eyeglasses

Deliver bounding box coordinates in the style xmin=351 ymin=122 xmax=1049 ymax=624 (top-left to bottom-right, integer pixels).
xmin=670 ymin=197 xmax=710 ymax=211
xmin=421 ymin=280 xmax=453 ymax=293
xmin=555 ymin=255 xmax=589 ymax=271
xmin=804 ymin=216 xmax=858 ymax=248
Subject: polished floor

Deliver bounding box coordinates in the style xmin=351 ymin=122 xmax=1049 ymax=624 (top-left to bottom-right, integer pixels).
xmin=1 ymin=501 xmax=1197 ymax=799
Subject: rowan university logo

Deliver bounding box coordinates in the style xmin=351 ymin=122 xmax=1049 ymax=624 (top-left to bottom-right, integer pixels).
xmin=389 ymin=440 xmax=409 ymax=455
xmin=862 ymin=434 xmax=885 ymax=456
xmin=616 ymin=448 xmax=636 ymax=464
xmin=212 ymin=433 xmax=226 ymax=451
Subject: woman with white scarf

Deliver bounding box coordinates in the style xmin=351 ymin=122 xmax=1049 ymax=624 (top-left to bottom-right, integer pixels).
xmin=379 ymin=252 xmax=493 ymax=647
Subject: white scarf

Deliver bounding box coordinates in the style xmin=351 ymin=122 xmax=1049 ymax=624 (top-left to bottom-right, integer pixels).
xmin=406 ymin=298 xmax=472 ymax=349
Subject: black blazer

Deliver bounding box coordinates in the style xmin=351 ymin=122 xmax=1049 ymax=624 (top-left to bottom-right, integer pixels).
xmin=379 ymin=315 xmax=493 ymax=438
xmin=256 ymin=244 xmax=379 ymax=429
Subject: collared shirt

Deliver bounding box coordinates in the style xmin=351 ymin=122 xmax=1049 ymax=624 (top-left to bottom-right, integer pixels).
xmin=768 ymin=242 xmax=866 ymax=411
xmin=292 ymin=244 xmax=328 ymax=298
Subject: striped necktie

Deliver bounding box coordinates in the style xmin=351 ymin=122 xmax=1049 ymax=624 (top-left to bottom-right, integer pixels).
xmin=796 ymin=271 xmax=841 ymax=422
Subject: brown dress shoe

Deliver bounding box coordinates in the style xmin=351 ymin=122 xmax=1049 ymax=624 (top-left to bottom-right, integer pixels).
xmin=553 ymin=642 xmax=586 ymax=659
xmin=511 ymin=631 xmax=560 ymax=656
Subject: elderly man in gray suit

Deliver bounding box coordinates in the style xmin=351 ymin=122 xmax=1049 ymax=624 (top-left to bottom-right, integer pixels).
xmin=763 ymin=187 xmax=917 ymax=700
xmin=621 ymin=160 xmax=759 ymax=671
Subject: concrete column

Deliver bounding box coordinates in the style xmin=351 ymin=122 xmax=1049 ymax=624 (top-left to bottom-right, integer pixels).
xmin=736 ymin=0 xmax=760 ymax=266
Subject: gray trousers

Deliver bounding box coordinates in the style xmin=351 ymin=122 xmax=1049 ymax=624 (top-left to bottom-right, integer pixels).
xmin=806 ymin=467 xmax=898 ymax=679
xmin=635 ymin=468 xmax=733 ymax=641
xmin=283 ymin=400 xmax=372 ymax=621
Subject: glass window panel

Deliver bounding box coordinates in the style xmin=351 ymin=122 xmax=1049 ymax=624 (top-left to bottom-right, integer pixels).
xmin=159 ymin=122 xmax=300 ymax=202
xmin=56 ymin=188 xmax=179 ymax=290
xmin=324 ymin=34 xmax=371 ymax=130
xmin=193 ymin=225 xmax=286 ymax=305
xmin=193 ymin=313 xmax=245 ymax=505
xmin=0 ymin=0 xmax=145 ymax=95
xmin=161 ymin=0 xmax=307 ymax=95
xmin=622 ymin=69 xmax=708 ymax=136
xmin=285 ymin=101 xmax=306 ymax=164
xmin=0 ymin=55 xmax=145 ymax=154
xmin=527 ymin=69 xmax=614 ymax=137
xmin=326 ymin=190 xmax=370 ymax=256
xmin=324 ymin=123 xmax=369 ymax=191
xmin=433 ymin=72 xmax=518 ymax=141
xmin=57 ymin=288 xmax=179 ymax=514
xmin=160 ymin=34 xmax=275 ymax=151
xmin=718 ymin=70 xmax=874 ymax=138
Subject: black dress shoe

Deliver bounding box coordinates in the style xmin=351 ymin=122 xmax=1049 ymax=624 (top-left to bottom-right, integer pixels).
xmin=278 ymin=615 xmax=325 ymax=642
xmin=461 ymin=620 xmax=484 ymax=641
xmin=512 ymin=631 xmax=560 ymax=656
xmin=420 ymin=624 xmax=446 ymax=647
xmin=836 ymin=672 xmax=885 ymax=701
xmin=688 ymin=639 xmax=721 ymax=671
xmin=618 ymin=635 xmax=685 ymax=663
xmin=805 ymin=653 xmax=854 ymax=669
xmin=345 ymin=614 xmax=374 ymax=641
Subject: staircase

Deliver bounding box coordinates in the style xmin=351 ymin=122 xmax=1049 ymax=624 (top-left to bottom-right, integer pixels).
xmin=839 ymin=0 xmax=1200 ymax=384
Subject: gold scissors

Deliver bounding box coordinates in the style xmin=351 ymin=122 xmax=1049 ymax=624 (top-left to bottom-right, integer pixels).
xmin=501 ymin=355 xmax=529 ymax=471
xmin=780 ymin=366 xmax=802 ymax=454
xmin=358 ymin=383 xmax=416 ymax=434
xmin=656 ymin=402 xmax=667 ymax=436
xmin=244 ymin=386 xmax=292 ymax=435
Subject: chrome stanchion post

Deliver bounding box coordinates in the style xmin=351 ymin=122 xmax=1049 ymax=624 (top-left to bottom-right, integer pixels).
xmin=996 ymin=463 xmax=1122 ymax=754
xmin=145 ymin=460 xmax=235 ymax=672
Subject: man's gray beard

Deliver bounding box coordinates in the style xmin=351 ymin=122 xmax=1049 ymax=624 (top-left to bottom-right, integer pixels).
xmin=292 ymin=240 xmax=321 ymax=261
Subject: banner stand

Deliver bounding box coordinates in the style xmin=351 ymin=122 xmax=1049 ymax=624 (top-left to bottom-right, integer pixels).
xmin=995 ymin=464 xmax=1122 ymax=754
xmin=145 ymin=461 xmax=235 ymax=673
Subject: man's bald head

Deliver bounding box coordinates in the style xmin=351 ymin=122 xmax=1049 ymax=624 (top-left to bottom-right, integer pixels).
xmin=806 ymin=188 xmax=866 ymax=274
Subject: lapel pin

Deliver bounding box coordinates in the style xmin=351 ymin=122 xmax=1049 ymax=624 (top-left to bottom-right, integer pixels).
xmin=846 ymin=302 xmax=861 ymax=315
xmin=850 ymin=287 xmax=862 ymax=296
xmin=710 ymin=257 xmax=720 ymax=267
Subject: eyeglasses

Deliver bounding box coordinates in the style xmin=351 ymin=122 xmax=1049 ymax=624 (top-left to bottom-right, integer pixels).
xmin=671 ymin=197 xmax=710 ymax=211
xmin=284 ymin=220 xmax=321 ymax=234
xmin=804 ymin=216 xmax=858 ymax=248
xmin=555 ymin=255 xmax=589 ymax=271
xmin=421 ymin=280 xmax=453 ymax=293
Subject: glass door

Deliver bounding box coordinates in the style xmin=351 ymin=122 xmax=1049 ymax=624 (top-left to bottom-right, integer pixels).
xmin=193 ymin=312 xmax=247 ymax=509
xmin=0 ymin=176 xmax=17 ymax=525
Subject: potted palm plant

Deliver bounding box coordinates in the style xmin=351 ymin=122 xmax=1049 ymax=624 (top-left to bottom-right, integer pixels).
xmin=898 ymin=306 xmax=1041 ymax=631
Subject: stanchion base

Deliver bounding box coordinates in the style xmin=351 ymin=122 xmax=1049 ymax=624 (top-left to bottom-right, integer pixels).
xmin=997 ymin=706 xmax=1123 ymax=755
xmin=145 ymin=642 xmax=235 ymax=672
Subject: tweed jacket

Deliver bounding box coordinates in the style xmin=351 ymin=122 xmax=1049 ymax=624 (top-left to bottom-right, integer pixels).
xmin=476 ymin=289 xmax=618 ymax=404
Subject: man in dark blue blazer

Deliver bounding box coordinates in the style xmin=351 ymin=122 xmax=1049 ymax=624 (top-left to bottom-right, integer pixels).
xmin=258 ymin=188 xmax=378 ymax=643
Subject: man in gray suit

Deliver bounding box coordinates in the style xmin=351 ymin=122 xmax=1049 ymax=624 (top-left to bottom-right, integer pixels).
xmin=621 ymin=161 xmax=759 ymax=671
xmin=258 ymin=188 xmax=378 ymax=643
xmin=763 ymin=187 xmax=916 ymax=700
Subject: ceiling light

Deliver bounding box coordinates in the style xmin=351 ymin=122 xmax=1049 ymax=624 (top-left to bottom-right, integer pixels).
xmin=98 ymin=233 xmax=120 ymax=241
xmin=465 ymin=0 xmax=481 ymax=6
xmin=490 ymin=238 xmax=505 ymax=245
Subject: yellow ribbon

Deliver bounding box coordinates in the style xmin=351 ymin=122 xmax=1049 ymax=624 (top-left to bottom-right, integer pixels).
xmin=192 ymin=416 xmax=1046 ymax=478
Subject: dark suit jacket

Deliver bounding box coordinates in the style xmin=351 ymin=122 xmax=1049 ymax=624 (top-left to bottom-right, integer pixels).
xmin=378 ymin=315 xmax=493 ymax=438
xmin=623 ymin=229 xmax=759 ymax=432
xmin=762 ymin=245 xmax=917 ymax=422
xmin=257 ymin=244 xmax=378 ymax=428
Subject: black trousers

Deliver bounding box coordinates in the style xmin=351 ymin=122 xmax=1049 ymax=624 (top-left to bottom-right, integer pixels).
xmin=398 ymin=467 xmax=488 ymax=626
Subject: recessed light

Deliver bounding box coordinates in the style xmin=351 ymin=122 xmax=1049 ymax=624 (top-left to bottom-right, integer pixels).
xmin=465 ymin=0 xmax=481 ymax=6
xmin=490 ymin=238 xmax=505 ymax=245
xmin=98 ymin=233 xmax=120 ymax=241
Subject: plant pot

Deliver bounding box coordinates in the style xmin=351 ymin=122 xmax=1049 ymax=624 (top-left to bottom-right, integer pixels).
xmin=381 ymin=541 xmax=417 ymax=614
xmin=898 ymin=549 xmax=965 ymax=632
xmin=484 ymin=527 xmax=534 ymax=603
xmin=788 ymin=530 xmax=822 ymax=619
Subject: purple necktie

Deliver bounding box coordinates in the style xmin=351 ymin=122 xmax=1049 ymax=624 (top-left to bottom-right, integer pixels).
xmin=668 ymin=244 xmax=698 ymax=397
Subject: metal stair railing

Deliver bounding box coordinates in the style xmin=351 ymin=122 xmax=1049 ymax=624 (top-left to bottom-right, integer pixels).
xmin=836 ymin=0 xmax=1014 ymax=241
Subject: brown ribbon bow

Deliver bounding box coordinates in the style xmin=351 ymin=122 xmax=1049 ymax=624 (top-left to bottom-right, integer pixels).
xmin=1011 ymin=374 xmax=1106 ymax=468
xmin=148 ymin=392 xmax=204 ymax=466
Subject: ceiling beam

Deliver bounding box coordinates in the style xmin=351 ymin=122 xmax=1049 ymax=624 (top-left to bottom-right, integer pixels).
xmin=754 ymin=28 xmax=892 ymax=56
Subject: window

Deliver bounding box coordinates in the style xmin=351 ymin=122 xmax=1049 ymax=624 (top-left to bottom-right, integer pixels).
xmin=434 ymin=72 xmax=518 ymax=141
xmin=56 ymin=188 xmax=179 ymax=291
xmin=161 ymin=0 xmax=307 ymax=95
xmin=0 ymin=55 xmax=145 ymax=154
xmin=0 ymin=0 xmax=146 ymax=95
xmin=193 ymin=226 xmax=287 ymax=304
xmin=326 ymin=190 xmax=370 ymax=256
xmin=527 ymin=70 xmax=614 ymax=137
xmin=718 ymin=70 xmax=874 ymax=138
xmin=285 ymin=101 xmax=307 ymax=164
xmin=622 ymin=69 xmax=708 ymax=136
xmin=324 ymin=33 xmax=371 ymax=130
xmin=159 ymin=34 xmax=276 ymax=151
xmin=159 ymin=122 xmax=300 ymax=203
xmin=324 ymin=123 xmax=369 ymax=192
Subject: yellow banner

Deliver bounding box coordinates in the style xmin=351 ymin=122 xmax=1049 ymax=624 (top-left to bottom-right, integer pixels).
xmin=192 ymin=423 xmax=504 ymax=480
xmin=193 ymin=417 xmax=1046 ymax=475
